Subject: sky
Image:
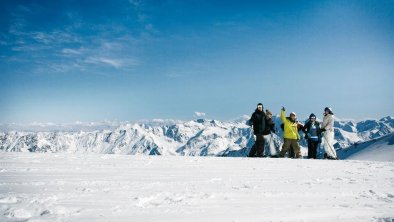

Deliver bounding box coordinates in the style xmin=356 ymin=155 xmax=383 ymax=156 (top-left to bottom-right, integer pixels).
xmin=0 ymin=0 xmax=393 ymax=124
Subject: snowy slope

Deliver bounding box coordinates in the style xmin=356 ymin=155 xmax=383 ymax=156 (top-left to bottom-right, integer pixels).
xmin=338 ymin=133 xmax=394 ymax=162
xmin=0 ymin=116 xmax=393 ymax=158
xmin=0 ymin=153 xmax=393 ymax=222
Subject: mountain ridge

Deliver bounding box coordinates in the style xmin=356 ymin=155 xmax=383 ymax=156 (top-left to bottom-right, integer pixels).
xmin=1 ymin=116 xmax=393 ymax=157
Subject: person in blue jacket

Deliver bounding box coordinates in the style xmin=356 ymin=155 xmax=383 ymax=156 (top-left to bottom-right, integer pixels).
xmin=302 ymin=113 xmax=322 ymax=159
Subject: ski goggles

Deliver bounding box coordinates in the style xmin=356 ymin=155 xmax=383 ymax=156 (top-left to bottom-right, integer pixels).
xmin=257 ymin=105 xmax=263 ymax=109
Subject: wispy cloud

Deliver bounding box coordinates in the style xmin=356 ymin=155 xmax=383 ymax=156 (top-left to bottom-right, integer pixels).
xmin=16 ymin=5 xmax=34 ymax=14
xmin=85 ymin=56 xmax=138 ymax=69
xmin=31 ymin=31 xmax=80 ymax=45
xmin=4 ymin=3 xmax=143 ymax=75
xmin=61 ymin=48 xmax=82 ymax=55
xmin=99 ymin=58 xmax=123 ymax=68
xmin=128 ymin=0 xmax=141 ymax=7
xmin=128 ymin=0 xmax=158 ymax=35
xmin=2 ymin=0 xmax=191 ymax=77
xmin=86 ymin=57 xmax=122 ymax=68
xmin=9 ymin=29 xmax=82 ymax=52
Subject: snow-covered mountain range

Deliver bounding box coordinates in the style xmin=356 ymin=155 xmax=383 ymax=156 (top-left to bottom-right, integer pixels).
xmin=1 ymin=116 xmax=393 ymax=157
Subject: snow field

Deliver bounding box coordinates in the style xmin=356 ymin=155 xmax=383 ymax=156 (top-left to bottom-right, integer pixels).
xmin=0 ymin=153 xmax=393 ymax=222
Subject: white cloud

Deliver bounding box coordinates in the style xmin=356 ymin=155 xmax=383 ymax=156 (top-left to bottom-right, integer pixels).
xmin=32 ymin=32 xmax=52 ymax=44
xmin=99 ymin=58 xmax=123 ymax=68
xmin=32 ymin=31 xmax=81 ymax=45
xmin=194 ymin=112 xmax=206 ymax=117
xmin=62 ymin=48 xmax=82 ymax=55
xmin=5 ymin=4 xmax=142 ymax=75
xmin=129 ymin=0 xmax=141 ymax=7
xmin=85 ymin=56 xmax=138 ymax=69
xmin=85 ymin=57 xmax=121 ymax=68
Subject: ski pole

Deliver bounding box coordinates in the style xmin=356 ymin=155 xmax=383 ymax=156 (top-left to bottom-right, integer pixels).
xmin=317 ymin=141 xmax=324 ymax=159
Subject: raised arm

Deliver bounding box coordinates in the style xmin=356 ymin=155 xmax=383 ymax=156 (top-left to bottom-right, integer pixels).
xmin=280 ymin=108 xmax=286 ymax=123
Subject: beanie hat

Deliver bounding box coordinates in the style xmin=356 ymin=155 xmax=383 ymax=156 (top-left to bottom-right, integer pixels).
xmin=309 ymin=113 xmax=316 ymax=119
xmin=290 ymin=112 xmax=296 ymax=116
xmin=265 ymin=109 xmax=272 ymax=116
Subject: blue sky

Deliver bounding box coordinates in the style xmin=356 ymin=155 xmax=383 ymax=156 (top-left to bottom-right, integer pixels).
xmin=0 ymin=0 xmax=393 ymax=123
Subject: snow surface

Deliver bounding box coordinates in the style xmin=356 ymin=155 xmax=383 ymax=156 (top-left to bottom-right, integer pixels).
xmin=0 ymin=153 xmax=393 ymax=222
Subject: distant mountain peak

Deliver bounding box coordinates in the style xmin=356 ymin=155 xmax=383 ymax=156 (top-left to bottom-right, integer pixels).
xmin=1 ymin=116 xmax=393 ymax=157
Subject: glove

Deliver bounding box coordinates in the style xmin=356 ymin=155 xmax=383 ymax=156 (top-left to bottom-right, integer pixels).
xmin=304 ymin=134 xmax=309 ymax=140
xmin=281 ymin=106 xmax=285 ymax=111
xmin=320 ymin=128 xmax=326 ymax=132
xmin=271 ymin=129 xmax=276 ymax=133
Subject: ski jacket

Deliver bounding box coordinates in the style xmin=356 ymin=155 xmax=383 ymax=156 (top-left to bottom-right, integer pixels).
xmin=303 ymin=120 xmax=321 ymax=141
xmin=280 ymin=110 xmax=300 ymax=140
xmin=263 ymin=117 xmax=275 ymax=135
xmin=322 ymin=114 xmax=335 ymax=132
xmin=249 ymin=109 xmax=266 ymax=135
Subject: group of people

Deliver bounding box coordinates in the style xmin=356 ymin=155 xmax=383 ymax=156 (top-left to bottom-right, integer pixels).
xmin=247 ymin=103 xmax=338 ymax=160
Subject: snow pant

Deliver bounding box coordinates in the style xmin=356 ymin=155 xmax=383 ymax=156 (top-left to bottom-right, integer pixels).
xmin=248 ymin=134 xmax=265 ymax=157
xmin=288 ymin=144 xmax=295 ymax=158
xmin=322 ymin=131 xmax=337 ymax=159
xmin=307 ymin=139 xmax=319 ymax=159
xmin=279 ymin=138 xmax=301 ymax=158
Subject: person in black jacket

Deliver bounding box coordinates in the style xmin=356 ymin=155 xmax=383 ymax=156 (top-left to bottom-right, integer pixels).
xmin=302 ymin=113 xmax=322 ymax=159
xmin=263 ymin=109 xmax=275 ymax=135
xmin=263 ymin=109 xmax=277 ymax=157
xmin=247 ymin=103 xmax=267 ymax=157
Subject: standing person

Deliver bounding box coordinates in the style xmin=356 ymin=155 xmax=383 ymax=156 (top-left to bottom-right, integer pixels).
xmin=263 ymin=109 xmax=276 ymax=156
xmin=247 ymin=103 xmax=267 ymax=157
xmin=288 ymin=122 xmax=304 ymax=158
xmin=321 ymin=107 xmax=338 ymax=160
xmin=263 ymin=109 xmax=275 ymax=135
xmin=278 ymin=107 xmax=302 ymax=158
xmin=280 ymin=123 xmax=295 ymax=158
xmin=303 ymin=113 xmax=322 ymax=159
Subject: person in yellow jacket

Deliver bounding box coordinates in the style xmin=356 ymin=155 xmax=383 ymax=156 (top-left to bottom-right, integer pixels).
xmin=279 ymin=107 xmax=302 ymax=158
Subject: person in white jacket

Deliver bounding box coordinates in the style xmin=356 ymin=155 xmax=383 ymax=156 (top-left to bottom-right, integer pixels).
xmin=320 ymin=107 xmax=338 ymax=159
